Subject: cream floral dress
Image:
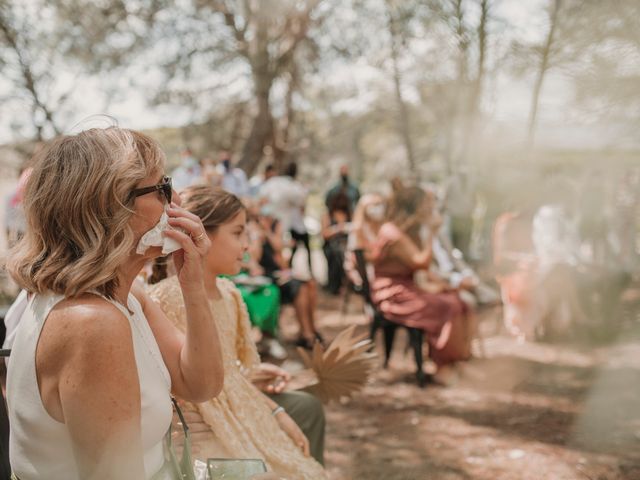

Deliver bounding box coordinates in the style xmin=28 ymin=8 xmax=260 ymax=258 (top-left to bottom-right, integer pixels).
xmin=147 ymin=276 xmax=327 ymax=480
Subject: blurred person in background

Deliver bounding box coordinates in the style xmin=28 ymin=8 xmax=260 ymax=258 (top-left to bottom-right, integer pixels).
xmin=259 ymin=162 xmax=313 ymax=277
xmin=236 ymin=200 xmax=286 ymax=360
xmin=428 ymin=195 xmax=499 ymax=309
xmin=321 ymin=190 xmax=352 ymax=295
xmin=250 ymin=204 xmax=322 ymax=349
xmin=426 ymin=208 xmax=480 ymax=310
xmin=3 ymin=164 xmax=32 ymax=249
xmin=370 ymin=181 xmax=474 ymax=383
xmin=325 ymin=164 xmax=360 ymax=213
xmin=492 ymin=204 xmax=539 ymax=341
xmin=344 ymin=193 xmax=386 ymax=290
xmin=248 ymin=163 xmax=277 ymax=198
xmin=530 ymin=189 xmax=594 ymax=339
xmin=172 ymin=147 xmax=202 ymax=190
xmin=218 ymin=149 xmax=249 ymax=198
xmin=200 ymin=155 xmax=223 ymax=187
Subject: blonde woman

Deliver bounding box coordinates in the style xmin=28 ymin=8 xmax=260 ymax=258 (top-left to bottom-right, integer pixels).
xmin=370 ymin=183 xmax=474 ymax=376
xmin=6 ymin=127 xmax=224 ymax=479
xmin=148 ymin=185 xmax=327 ymax=480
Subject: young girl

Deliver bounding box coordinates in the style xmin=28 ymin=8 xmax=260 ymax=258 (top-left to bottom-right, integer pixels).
xmin=147 ymin=185 xmax=327 ymax=479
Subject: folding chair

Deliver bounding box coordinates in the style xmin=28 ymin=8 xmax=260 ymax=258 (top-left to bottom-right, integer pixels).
xmin=353 ymin=249 xmax=428 ymax=387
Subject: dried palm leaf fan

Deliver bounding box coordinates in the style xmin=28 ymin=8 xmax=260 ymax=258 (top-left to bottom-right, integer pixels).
xmin=286 ymin=326 xmax=378 ymax=403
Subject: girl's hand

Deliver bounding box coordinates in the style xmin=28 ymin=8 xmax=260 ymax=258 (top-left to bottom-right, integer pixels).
xmin=164 ymin=203 xmax=211 ymax=291
xmin=251 ymin=363 xmax=291 ymax=394
xmin=274 ymin=411 xmax=310 ymax=457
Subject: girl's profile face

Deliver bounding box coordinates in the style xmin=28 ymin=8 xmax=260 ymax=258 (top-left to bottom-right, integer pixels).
xmin=205 ymin=210 xmax=248 ymax=276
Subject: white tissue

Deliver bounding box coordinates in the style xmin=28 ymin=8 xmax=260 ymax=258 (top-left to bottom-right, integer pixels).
xmin=136 ymin=210 xmax=182 ymax=255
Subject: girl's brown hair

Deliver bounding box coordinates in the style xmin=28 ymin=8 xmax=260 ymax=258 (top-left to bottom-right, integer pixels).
xmin=181 ymin=184 xmax=245 ymax=231
xmin=7 ymin=127 xmax=165 ymax=298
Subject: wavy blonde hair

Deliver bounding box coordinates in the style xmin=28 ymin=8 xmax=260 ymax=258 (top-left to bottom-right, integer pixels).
xmin=6 ymin=127 xmax=165 ymax=298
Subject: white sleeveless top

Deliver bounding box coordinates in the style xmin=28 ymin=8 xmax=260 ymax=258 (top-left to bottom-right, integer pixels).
xmin=6 ymin=292 xmax=173 ymax=480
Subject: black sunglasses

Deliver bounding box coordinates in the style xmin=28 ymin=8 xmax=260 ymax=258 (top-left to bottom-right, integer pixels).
xmin=130 ymin=176 xmax=172 ymax=204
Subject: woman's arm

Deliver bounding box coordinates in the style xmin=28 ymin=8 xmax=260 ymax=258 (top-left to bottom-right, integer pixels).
xmin=48 ymin=302 xmax=146 ymax=478
xmin=140 ymin=204 xmax=224 ymax=402
xmin=135 ymin=283 xmax=223 ymax=403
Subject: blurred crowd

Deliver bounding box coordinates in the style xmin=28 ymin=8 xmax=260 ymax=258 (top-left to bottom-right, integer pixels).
xmin=136 ymin=148 xmax=505 ymax=380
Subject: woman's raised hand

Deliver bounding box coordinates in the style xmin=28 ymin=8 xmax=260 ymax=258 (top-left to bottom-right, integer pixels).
xmin=164 ymin=203 xmax=211 ymax=291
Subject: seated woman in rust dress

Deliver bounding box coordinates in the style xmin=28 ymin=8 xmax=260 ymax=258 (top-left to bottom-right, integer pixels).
xmin=370 ymin=181 xmax=474 ymax=378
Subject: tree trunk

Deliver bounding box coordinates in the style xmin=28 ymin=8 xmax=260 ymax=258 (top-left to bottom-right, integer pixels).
xmin=442 ymin=0 xmax=470 ymax=173
xmin=386 ymin=1 xmax=417 ymax=176
xmin=470 ymin=0 xmax=488 ymax=117
xmin=238 ymin=87 xmax=273 ymax=176
xmin=272 ymin=67 xmax=299 ymax=171
xmin=0 ymin=9 xmax=60 ymax=140
xmin=238 ymin=19 xmax=274 ymax=176
xmin=458 ymin=0 xmax=490 ymax=167
xmin=527 ymin=0 xmax=562 ymax=146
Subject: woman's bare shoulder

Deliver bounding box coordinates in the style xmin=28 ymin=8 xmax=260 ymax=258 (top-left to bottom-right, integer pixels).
xmin=47 ymin=295 xmax=131 ymax=343
xmin=38 ymin=295 xmax=133 ymax=376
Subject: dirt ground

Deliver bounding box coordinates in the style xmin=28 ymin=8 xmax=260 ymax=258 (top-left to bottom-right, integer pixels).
xmin=277 ymin=292 xmax=640 ymax=480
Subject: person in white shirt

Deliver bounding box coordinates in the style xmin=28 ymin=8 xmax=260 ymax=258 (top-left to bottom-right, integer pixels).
xmin=259 ymin=162 xmax=313 ymax=277
xmin=217 ymin=150 xmax=249 ymax=198
xmin=248 ymin=163 xmax=276 ymax=198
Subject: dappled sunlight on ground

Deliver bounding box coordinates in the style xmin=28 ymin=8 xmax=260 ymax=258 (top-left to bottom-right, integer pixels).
xmin=276 ymin=290 xmax=640 ymax=479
